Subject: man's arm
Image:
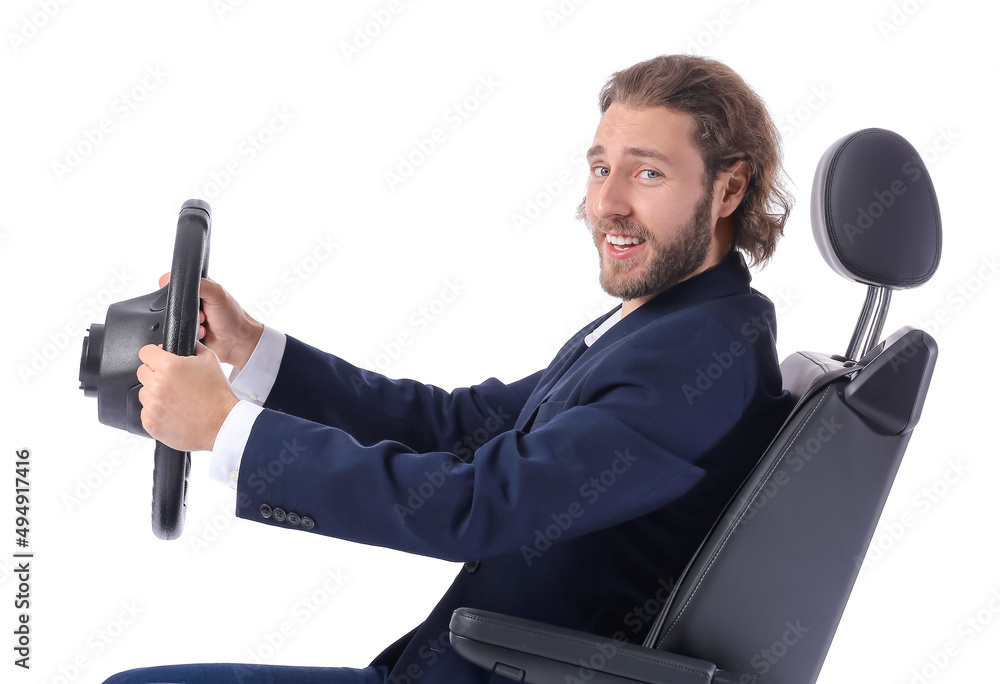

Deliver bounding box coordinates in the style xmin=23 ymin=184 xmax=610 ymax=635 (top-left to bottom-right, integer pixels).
xmin=233 ymin=314 xmax=780 ymax=563
xmin=139 ymin=276 xmax=543 ymax=458
xmin=263 ymin=334 xmax=542 ymax=456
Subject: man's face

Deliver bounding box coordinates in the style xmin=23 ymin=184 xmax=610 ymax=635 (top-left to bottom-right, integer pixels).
xmin=581 ymin=103 xmax=723 ymax=306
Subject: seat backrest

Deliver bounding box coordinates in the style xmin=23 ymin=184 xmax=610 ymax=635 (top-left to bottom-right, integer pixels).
xmin=642 ymin=129 xmax=943 ymax=684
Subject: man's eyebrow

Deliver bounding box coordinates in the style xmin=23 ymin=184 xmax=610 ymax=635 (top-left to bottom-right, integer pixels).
xmin=586 ymin=144 xmax=674 ymax=166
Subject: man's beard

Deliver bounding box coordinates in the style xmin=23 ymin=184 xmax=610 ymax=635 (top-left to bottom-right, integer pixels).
xmin=577 ymin=185 xmax=715 ymax=302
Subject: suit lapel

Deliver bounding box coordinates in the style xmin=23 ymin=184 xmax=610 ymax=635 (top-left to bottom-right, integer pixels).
xmin=514 ymin=251 xmax=753 ymax=432
xmin=514 ymin=311 xmax=612 ymax=431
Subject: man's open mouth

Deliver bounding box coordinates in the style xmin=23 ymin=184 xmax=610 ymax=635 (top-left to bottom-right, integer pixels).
xmin=605 ymin=233 xmax=647 ymax=257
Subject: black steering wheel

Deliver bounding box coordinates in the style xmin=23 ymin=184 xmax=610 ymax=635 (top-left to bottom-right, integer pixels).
xmin=79 ymin=199 xmax=212 ymax=540
xmin=152 ymin=199 xmax=211 ymax=539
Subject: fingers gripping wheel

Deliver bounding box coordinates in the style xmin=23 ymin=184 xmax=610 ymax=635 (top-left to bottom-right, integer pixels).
xmin=78 ymin=199 xmax=211 ymax=540
xmin=153 ymin=200 xmax=211 ymax=539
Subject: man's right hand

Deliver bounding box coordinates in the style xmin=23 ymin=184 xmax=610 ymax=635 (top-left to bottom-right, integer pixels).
xmin=158 ymin=274 xmax=263 ymax=373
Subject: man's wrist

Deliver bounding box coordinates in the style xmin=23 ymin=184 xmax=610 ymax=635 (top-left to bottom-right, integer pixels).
xmin=230 ymin=326 xmax=285 ymax=405
xmin=207 ymin=394 xmax=241 ymax=452
xmin=231 ymin=319 xmax=264 ymax=373
xmin=209 ymin=400 xmax=266 ymax=488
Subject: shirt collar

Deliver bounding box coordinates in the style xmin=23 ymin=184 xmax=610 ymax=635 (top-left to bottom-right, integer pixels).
xmin=584 ymin=308 xmax=622 ymax=347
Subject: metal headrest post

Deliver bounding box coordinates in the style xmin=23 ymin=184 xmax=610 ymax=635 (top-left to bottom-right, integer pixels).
xmin=846 ymin=285 xmax=891 ymax=361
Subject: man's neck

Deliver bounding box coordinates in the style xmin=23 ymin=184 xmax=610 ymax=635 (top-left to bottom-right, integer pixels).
xmin=620 ymin=297 xmax=648 ymax=318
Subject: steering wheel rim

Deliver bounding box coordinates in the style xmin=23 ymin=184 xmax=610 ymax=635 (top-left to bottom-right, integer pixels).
xmin=152 ymin=199 xmax=211 ymax=540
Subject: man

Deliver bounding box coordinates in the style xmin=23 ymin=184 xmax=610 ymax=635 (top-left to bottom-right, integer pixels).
xmin=107 ymin=54 xmax=795 ymax=683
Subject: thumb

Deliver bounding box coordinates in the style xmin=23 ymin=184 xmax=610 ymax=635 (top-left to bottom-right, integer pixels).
xmin=158 ymin=272 xmax=170 ymax=288
xmin=195 ymin=340 xmax=220 ymax=362
xmin=198 ymin=277 xmax=228 ymax=306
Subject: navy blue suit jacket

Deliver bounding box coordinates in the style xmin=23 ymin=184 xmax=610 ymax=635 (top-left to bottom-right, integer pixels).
xmin=234 ymin=251 xmax=793 ymax=682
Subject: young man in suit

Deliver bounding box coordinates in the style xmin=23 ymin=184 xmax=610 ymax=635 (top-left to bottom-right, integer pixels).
xmin=110 ymin=54 xmax=795 ymax=683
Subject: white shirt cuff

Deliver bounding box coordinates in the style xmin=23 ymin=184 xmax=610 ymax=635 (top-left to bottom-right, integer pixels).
xmin=209 ymin=401 xmax=265 ymax=489
xmin=229 ymin=325 xmax=286 ymax=404
xmin=210 ymin=325 xmax=286 ymax=490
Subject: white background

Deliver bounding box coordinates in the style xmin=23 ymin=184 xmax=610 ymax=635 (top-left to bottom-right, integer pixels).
xmin=1 ymin=1 xmax=998 ymax=682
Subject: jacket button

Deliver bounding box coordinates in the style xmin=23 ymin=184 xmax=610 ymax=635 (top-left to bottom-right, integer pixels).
xmin=464 ymin=561 xmax=480 ymax=573
xmin=259 ymin=504 xmax=272 ymax=519
xmin=272 ymin=507 xmax=286 ymax=522
xmin=300 ymin=516 xmax=315 ymax=530
xmin=286 ymin=512 xmax=300 ymax=526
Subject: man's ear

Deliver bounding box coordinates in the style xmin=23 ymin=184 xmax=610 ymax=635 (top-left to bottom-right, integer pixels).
xmin=717 ymin=159 xmax=751 ymax=219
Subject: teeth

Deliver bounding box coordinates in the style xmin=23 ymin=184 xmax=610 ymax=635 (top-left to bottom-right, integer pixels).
xmin=606 ymin=234 xmax=645 ymax=246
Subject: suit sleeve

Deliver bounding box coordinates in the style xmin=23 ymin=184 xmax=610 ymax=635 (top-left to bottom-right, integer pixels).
xmin=264 ymin=334 xmax=543 ymax=457
xmin=235 ymin=317 xmax=756 ymax=562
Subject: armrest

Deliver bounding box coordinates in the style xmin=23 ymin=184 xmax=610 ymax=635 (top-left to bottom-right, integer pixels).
xmin=449 ymin=607 xmax=726 ymax=684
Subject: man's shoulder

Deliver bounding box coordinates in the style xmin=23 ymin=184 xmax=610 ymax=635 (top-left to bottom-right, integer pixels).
xmin=623 ymin=288 xmax=777 ymax=349
xmin=577 ymin=289 xmax=782 ymax=409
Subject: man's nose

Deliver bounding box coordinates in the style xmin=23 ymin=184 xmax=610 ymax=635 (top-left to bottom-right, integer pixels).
xmin=593 ymin=172 xmax=630 ymax=220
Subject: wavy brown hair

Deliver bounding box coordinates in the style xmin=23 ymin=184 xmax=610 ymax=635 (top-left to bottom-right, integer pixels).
xmin=597 ymin=55 xmax=792 ymax=266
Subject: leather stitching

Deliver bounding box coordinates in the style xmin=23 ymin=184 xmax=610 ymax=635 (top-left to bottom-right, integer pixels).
xmin=656 ymin=386 xmax=833 ymax=647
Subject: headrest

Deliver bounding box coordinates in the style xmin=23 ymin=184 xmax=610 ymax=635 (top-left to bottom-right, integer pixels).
xmin=811 ymin=128 xmax=942 ymax=289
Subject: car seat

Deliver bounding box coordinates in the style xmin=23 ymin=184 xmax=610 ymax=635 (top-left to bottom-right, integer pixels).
xmin=448 ymin=127 xmax=942 ymax=684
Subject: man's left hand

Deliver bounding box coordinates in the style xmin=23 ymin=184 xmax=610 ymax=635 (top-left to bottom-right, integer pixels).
xmin=137 ymin=342 xmax=240 ymax=452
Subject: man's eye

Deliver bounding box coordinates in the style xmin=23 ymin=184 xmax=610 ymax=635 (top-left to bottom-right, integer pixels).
xmin=640 ymin=169 xmax=661 ymax=179
xmin=593 ymin=166 xmax=610 ymax=177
